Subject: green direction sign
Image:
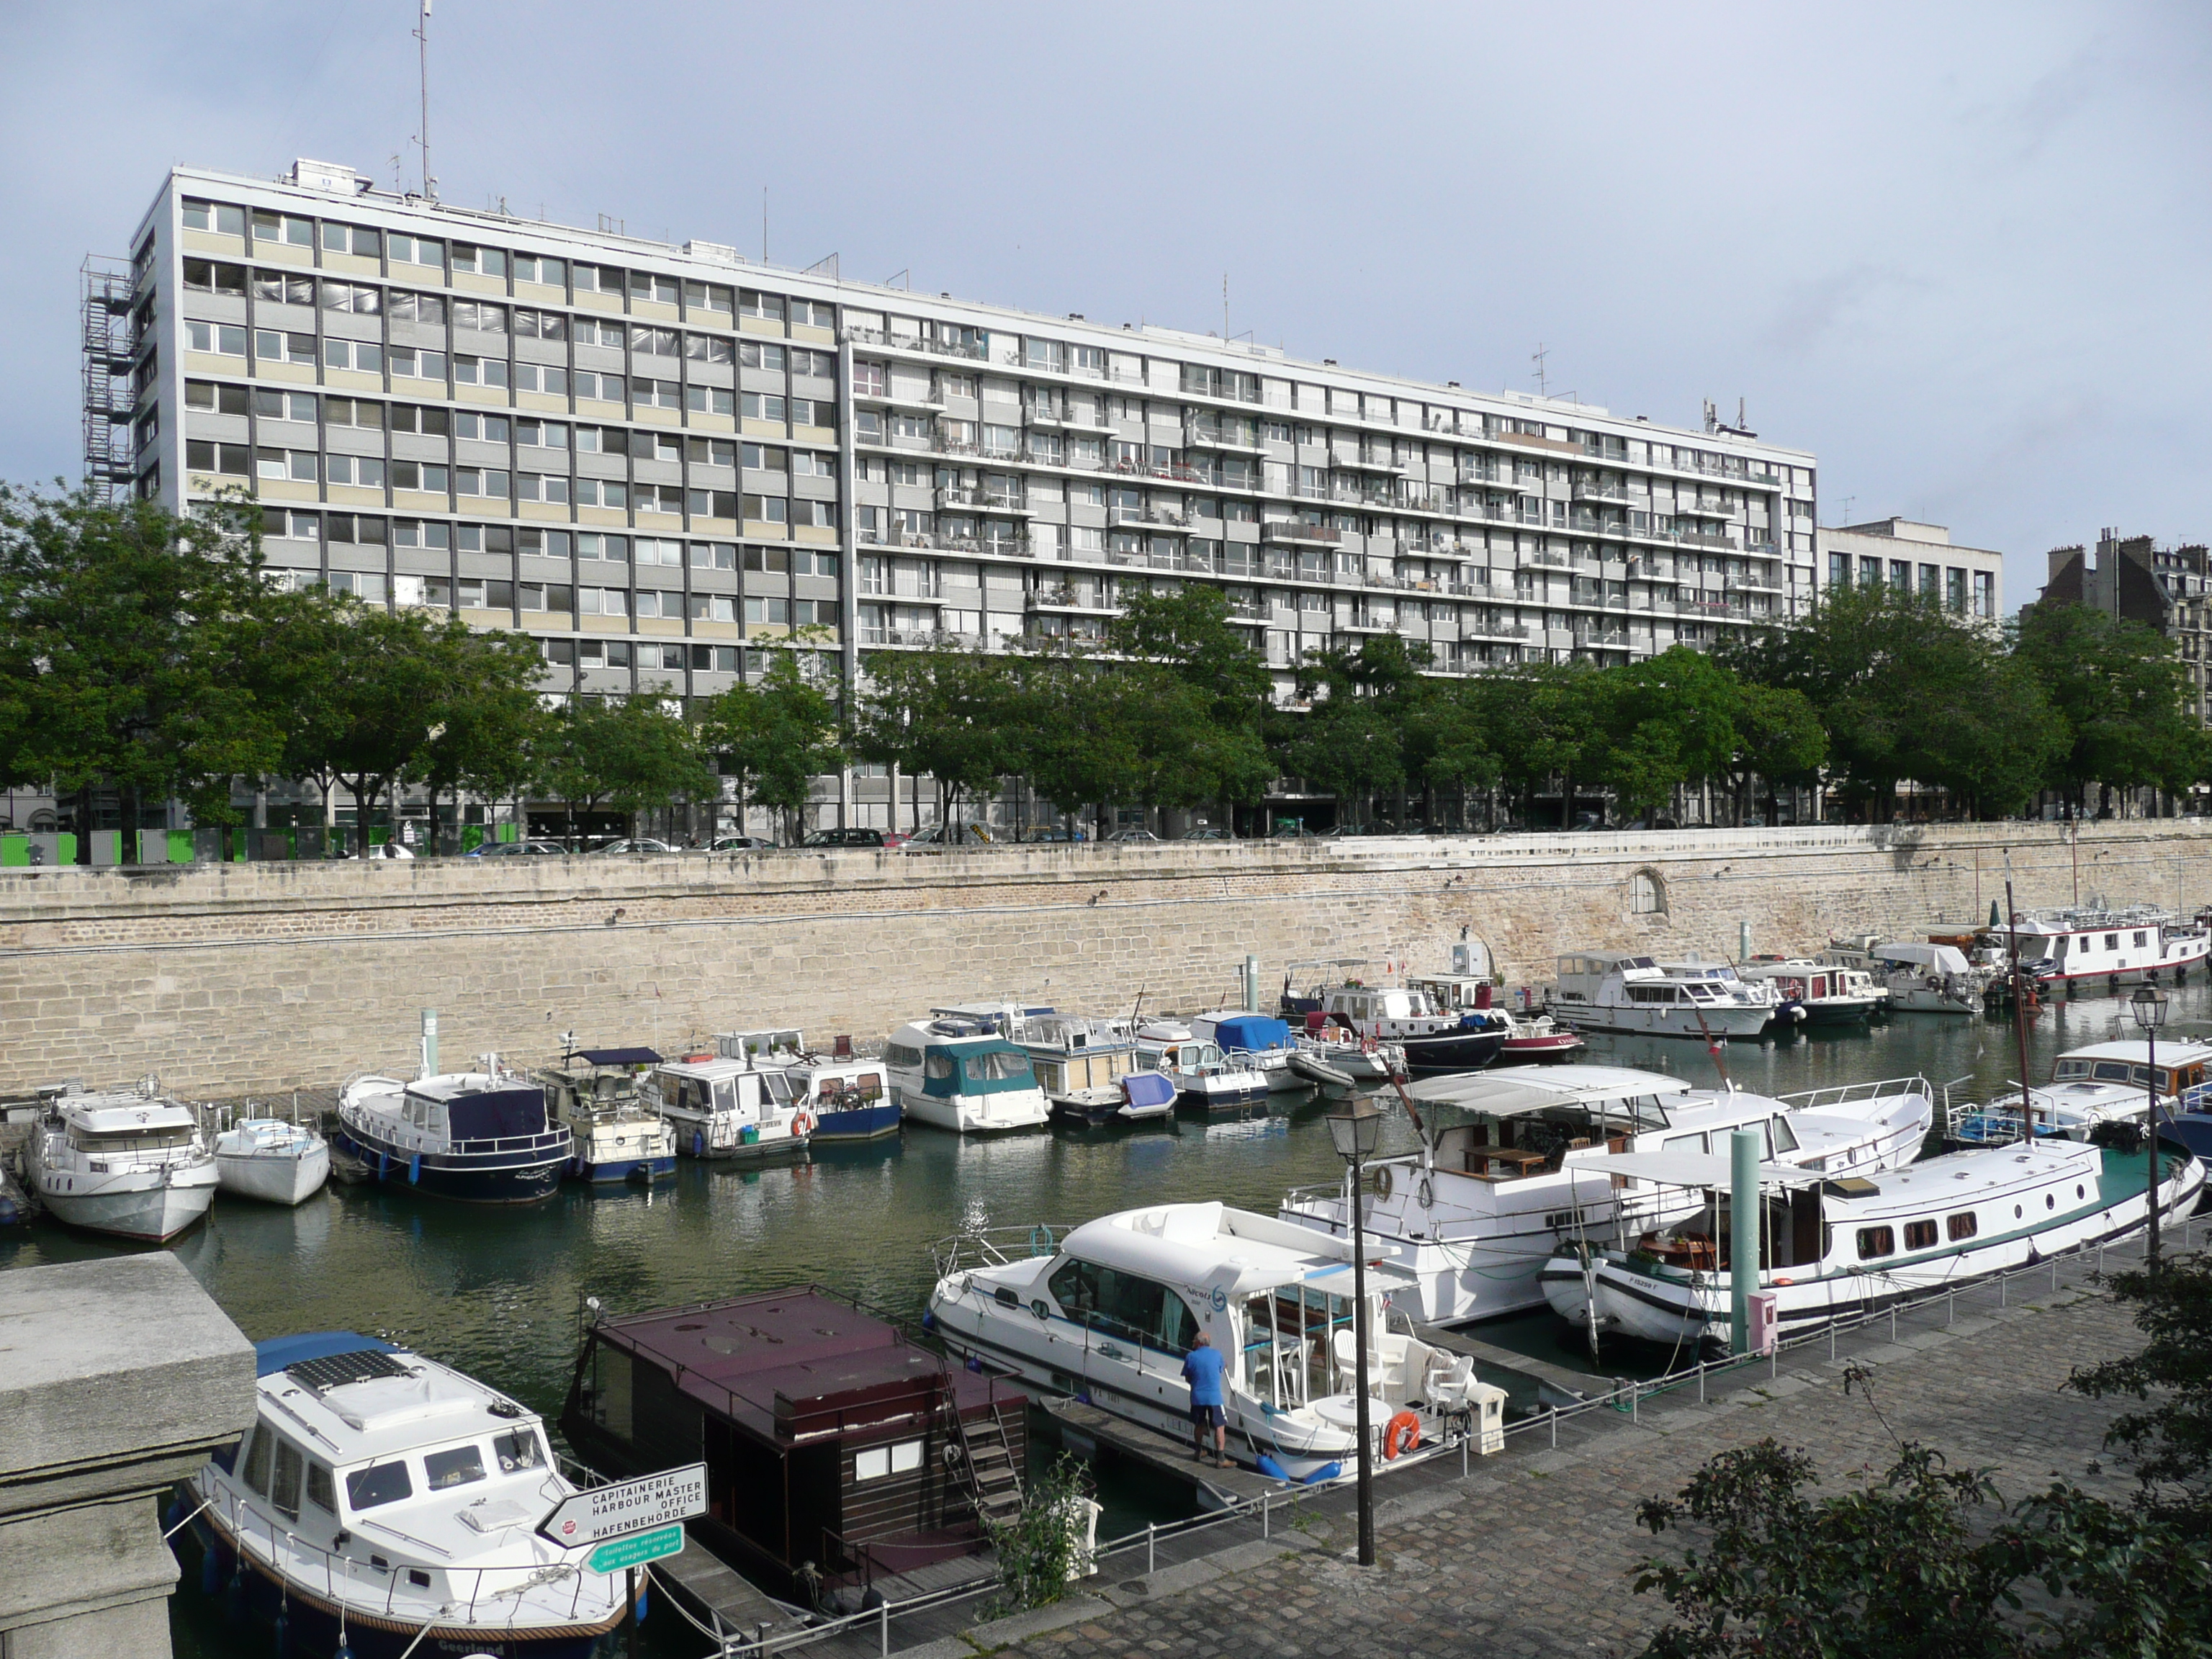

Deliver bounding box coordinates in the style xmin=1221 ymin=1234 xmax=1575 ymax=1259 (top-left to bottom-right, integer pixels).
xmin=588 ymin=1524 xmax=685 ymax=1575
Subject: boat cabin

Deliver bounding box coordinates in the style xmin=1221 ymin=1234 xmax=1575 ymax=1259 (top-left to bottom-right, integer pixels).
xmin=2050 ymin=1039 xmax=2212 ymax=1102
xmin=562 ymin=1291 xmax=1023 ymax=1602
xmin=886 ymin=1020 xmax=1040 ymax=1100
xmin=1408 ymin=974 xmax=1498 ymax=1014
xmin=534 ymin=1047 xmax=660 ymax=1124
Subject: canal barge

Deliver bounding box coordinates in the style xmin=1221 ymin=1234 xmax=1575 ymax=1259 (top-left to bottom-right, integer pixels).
xmin=561 ymin=1289 xmax=1024 ymax=1606
xmin=1991 ymin=904 xmax=2211 ymax=989
xmin=333 ymin=1062 xmax=572 ymax=1204
xmin=185 ymin=1331 xmax=629 ymax=1658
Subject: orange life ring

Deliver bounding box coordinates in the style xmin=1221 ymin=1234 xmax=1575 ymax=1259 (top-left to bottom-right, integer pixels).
xmin=793 ymin=1110 xmax=817 ymax=1137
xmin=1382 ymin=1410 xmax=1421 ymax=1460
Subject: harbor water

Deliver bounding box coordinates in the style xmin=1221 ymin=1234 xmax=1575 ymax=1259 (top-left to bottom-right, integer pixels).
xmin=4 ymin=981 xmax=2200 ymax=1658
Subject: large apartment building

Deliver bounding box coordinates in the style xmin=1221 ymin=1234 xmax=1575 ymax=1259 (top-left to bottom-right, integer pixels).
xmin=91 ymin=161 xmax=1820 ymax=825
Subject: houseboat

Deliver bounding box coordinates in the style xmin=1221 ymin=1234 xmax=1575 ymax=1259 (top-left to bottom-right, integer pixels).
xmin=533 ymin=1046 xmax=678 ymax=1183
xmin=23 ymin=1082 xmax=220 ymax=1242
xmin=927 ymin=1202 xmax=1503 ymax=1482
xmin=562 ymin=1289 xmax=1025 ymax=1606
xmin=1737 ymin=958 xmax=1886 ymax=1025
xmin=1541 ymin=1136 xmax=2204 ymax=1352
xmin=1992 ymin=904 xmax=2211 ymax=990
xmin=333 ymin=1061 xmax=572 ymax=1204
xmin=715 ymin=1030 xmax=903 ymax=1141
xmin=1547 ymin=954 xmax=1781 ymax=1040
xmin=884 ymin=1015 xmax=1051 ymax=1133
xmin=186 ymin=1331 xmax=629 ymax=1658
xmin=1276 ymin=1065 xmax=1935 ymax=1326
xmin=645 ymin=1057 xmax=811 ymax=1159
xmin=1281 ymin=973 xmax=1507 ymax=1071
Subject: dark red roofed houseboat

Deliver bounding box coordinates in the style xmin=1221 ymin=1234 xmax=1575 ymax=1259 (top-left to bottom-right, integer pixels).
xmin=560 ymin=1289 xmax=1025 ymax=1607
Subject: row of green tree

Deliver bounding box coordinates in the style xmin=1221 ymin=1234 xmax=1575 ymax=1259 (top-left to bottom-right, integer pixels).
xmin=2 ymin=487 xmax=2204 ymax=839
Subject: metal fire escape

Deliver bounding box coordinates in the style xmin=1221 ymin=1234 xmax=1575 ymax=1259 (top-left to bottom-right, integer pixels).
xmin=81 ymin=255 xmax=139 ymax=503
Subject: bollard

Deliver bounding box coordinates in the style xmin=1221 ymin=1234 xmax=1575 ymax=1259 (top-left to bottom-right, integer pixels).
xmin=2051 ymin=1257 xmax=2059 ymax=1292
xmin=1889 ymin=1306 xmax=1897 ymax=1343
xmin=1698 ymin=1364 xmax=1705 ymax=1405
xmin=1146 ymin=1522 xmax=1155 ymax=1575
xmin=1632 ymin=1384 xmax=1639 ymax=1425
xmin=1770 ymin=1344 xmax=1777 ymax=1380
xmin=2000 ymin=1274 xmax=2007 ymax=1308
xmin=1829 ymin=1321 xmax=1835 ymax=1361
xmin=1550 ymin=1408 xmax=1558 ymax=1449
xmin=880 ymin=1601 xmax=889 ymax=1658
xmin=1461 ymin=1433 xmax=1469 ymax=1478
xmin=1948 ymin=1287 xmax=1955 ymax=1326
xmin=1263 ymin=1493 xmax=1271 ymax=1539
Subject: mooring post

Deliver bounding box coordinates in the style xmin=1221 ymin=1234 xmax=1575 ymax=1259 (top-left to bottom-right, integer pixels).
xmin=1698 ymin=1364 xmax=1705 ymax=1404
xmin=1146 ymin=1522 xmax=1155 ymax=1575
xmin=1263 ymin=1492 xmax=1271 ymax=1539
xmin=1550 ymin=1408 xmax=1558 ymax=1449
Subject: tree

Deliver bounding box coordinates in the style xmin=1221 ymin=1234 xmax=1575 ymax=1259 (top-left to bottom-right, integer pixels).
xmin=1582 ymin=647 xmax=1743 ymax=823
xmin=531 ymin=695 xmax=715 ymax=844
xmin=848 ymin=643 xmax=1017 ymax=839
xmin=0 ymin=487 xmax=290 ymax=840
xmin=1633 ymin=1439 xmax=2212 ymax=1659
xmin=408 ymin=627 xmax=550 ymax=846
xmin=1470 ymin=662 xmax=1600 ymax=827
xmin=696 ymin=647 xmax=846 ymax=842
xmin=1727 ymin=683 xmax=1828 ymax=826
xmin=1106 ymin=585 xmax=1275 ymax=832
xmin=1400 ymin=680 xmax=1502 ymax=830
xmin=2014 ymin=603 xmax=2201 ymax=815
xmin=2068 ymin=1251 xmax=2212 ymax=1527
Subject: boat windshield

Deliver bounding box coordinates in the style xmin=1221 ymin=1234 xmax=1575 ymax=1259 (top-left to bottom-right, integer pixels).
xmin=964 ymin=1051 xmax=1032 ymax=1084
xmin=71 ymin=1126 xmax=194 ymax=1152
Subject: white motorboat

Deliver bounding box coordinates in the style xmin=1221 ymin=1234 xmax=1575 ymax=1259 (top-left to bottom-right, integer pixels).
xmin=1547 ymin=953 xmax=1781 ymax=1039
xmin=646 ymin=1056 xmax=811 ymax=1157
xmin=185 ymin=1331 xmax=630 ymax=1657
xmin=213 ymin=1118 xmax=331 ymax=1205
xmin=1540 ymin=1136 xmax=2204 ymax=1352
xmin=1049 ymin=1069 xmax=1180 ymax=1128
xmin=532 ymin=1046 xmax=677 ymax=1183
xmin=1737 ymin=958 xmax=1886 ymax=1025
xmin=1410 ymin=975 xmax=1584 ymax=1060
xmin=335 ymin=1061 xmax=572 ymax=1203
xmin=23 ymin=1082 xmax=220 ymax=1243
xmin=715 ymin=1029 xmax=904 ymax=1140
xmin=884 ymin=1015 xmax=1051 ymax=1133
xmin=1277 ymin=1066 xmax=1935 ymax=1326
xmin=1992 ymin=904 xmax=2211 ymax=990
xmin=1282 ymin=973 xmax=1506 ymax=1071
xmin=1136 ymin=1022 xmax=1269 ymax=1109
xmin=1836 ymin=940 xmax=1991 ymax=1014
xmin=943 ymin=1002 xmax=1143 ymax=1102
xmin=1951 ymin=1038 xmax=2212 ymax=1145
xmin=1189 ymin=1012 xmax=1303 ymax=1092
xmin=927 ymin=1202 xmax=1504 ymax=1482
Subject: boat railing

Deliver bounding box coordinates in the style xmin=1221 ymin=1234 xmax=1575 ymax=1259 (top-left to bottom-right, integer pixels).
xmin=449 ymin=1129 xmax=572 ymax=1155
xmin=928 ymin=1223 xmax=1076 ymax=1280
xmin=1771 ymin=1074 xmax=1935 ymax=1113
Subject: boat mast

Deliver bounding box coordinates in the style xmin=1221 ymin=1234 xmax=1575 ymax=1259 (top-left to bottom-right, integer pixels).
xmin=2005 ymin=871 xmax=2034 ymax=1133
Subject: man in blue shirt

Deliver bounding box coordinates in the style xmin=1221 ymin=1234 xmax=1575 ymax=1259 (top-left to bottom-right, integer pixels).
xmin=1182 ymin=1330 xmax=1229 ymax=1466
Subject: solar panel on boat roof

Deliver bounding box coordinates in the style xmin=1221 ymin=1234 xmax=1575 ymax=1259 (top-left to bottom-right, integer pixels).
xmin=285 ymin=1349 xmax=415 ymax=1392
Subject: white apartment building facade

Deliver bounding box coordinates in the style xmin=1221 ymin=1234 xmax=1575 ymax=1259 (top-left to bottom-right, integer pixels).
xmin=1815 ymin=518 xmax=2002 ymax=621
xmin=91 ymin=161 xmax=1820 ymax=825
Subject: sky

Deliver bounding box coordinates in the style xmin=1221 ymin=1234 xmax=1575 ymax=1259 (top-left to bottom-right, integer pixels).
xmin=2 ymin=1 xmax=2206 ymax=613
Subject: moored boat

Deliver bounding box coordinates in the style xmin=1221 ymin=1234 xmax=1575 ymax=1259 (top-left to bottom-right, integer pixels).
xmin=1950 ymin=1037 xmax=2212 ymax=1145
xmin=1547 ymin=953 xmax=1781 ymax=1040
xmin=333 ymin=1061 xmax=571 ymax=1204
xmin=213 ymin=1116 xmax=331 ymax=1205
xmin=1190 ymin=1011 xmax=1303 ymax=1092
xmin=646 ymin=1056 xmax=811 ymax=1158
xmin=716 ymin=1029 xmax=904 ymax=1141
xmin=533 ymin=1046 xmax=677 ymax=1183
xmin=1990 ymin=904 xmax=2211 ymax=990
xmin=1048 ymin=1068 xmax=1179 ymax=1128
xmin=1737 ymin=958 xmax=1885 ymax=1026
xmin=1282 ymin=971 xmax=1506 ymax=1071
xmin=1409 ymin=974 xmax=1583 ymax=1061
xmin=884 ymin=1015 xmax=1051 ymax=1133
xmin=1136 ymin=1022 xmax=1269 ymax=1110
xmin=23 ymin=1082 xmax=220 ymax=1243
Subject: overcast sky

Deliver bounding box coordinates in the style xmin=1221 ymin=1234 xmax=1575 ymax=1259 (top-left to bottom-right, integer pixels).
xmin=4 ymin=1 xmax=2205 ymax=611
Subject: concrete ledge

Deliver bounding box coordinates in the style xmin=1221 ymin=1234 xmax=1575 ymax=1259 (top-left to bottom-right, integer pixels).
xmin=959 ymin=1591 xmax=1114 ymax=1650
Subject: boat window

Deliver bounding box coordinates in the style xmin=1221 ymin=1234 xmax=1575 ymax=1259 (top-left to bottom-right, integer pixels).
xmin=925 ymin=1051 xmax=957 ymax=1080
xmin=2054 ymin=937 xmax=2069 ymax=958
xmin=2135 ymin=931 xmax=2148 ymax=948
xmin=2129 ymin=1066 xmax=2153 ymax=1086
xmin=2091 ymin=1063 xmax=2133 ymax=1082
xmin=885 ymin=1043 xmax=924 ymax=1069
xmin=1768 ymin=1117 xmax=1799 ymax=1154
xmin=424 ymin=1445 xmax=487 ymax=1491
xmin=963 ymin=1051 xmax=1033 ymax=1083
xmin=305 ymin=1460 xmax=337 ymax=1515
xmin=2055 ymin=1059 xmax=2090 ymax=1080
xmin=493 ymin=1428 xmax=546 ymax=1473
xmin=271 ymin=1437 xmax=305 ymax=1520
xmin=855 ymin=1440 xmax=924 ymax=1482
xmin=2154 ymin=1069 xmax=2175 ymax=1092
xmin=344 ymin=1460 xmax=413 ymax=1511
xmin=1661 ymin=1133 xmax=1709 ymax=1155
xmin=1856 ymin=1226 xmax=1895 ymax=1260
xmin=2105 ymin=935 xmax=2118 ymax=950
xmin=711 ymin=1079 xmax=737 ymax=1115
xmin=241 ymin=1424 xmax=274 ymax=1496
xmin=1903 ymin=1219 xmax=1938 ymax=1251
xmin=761 ymin=1070 xmax=792 ymax=1104
xmin=71 ymin=1126 xmax=194 ymax=1152
xmin=1047 ymin=1259 xmax=1197 ymax=1356
xmin=1048 ymin=1257 xmax=1098 ymax=1314
xmin=1947 ymin=1212 xmax=1977 ymax=1241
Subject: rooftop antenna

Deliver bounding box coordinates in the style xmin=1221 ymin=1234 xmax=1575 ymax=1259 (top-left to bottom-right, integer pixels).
xmin=1531 ymin=343 xmax=1550 ymax=398
xmin=762 ymin=186 xmax=768 ymax=264
xmin=413 ymin=0 xmax=436 ymax=199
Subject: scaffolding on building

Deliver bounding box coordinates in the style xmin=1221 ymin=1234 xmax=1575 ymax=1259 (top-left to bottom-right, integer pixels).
xmin=81 ymin=255 xmax=138 ymax=504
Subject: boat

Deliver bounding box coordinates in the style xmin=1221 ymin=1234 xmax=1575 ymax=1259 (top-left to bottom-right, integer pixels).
xmin=213 ymin=1116 xmax=332 ymax=1205
xmin=1950 ymin=1037 xmax=2212 ymax=1145
xmin=644 ymin=1056 xmax=811 ymax=1158
xmin=563 ymin=1288 xmax=1033 ymax=1609
xmin=333 ymin=1061 xmax=572 ymax=1204
xmin=1990 ymin=904 xmax=2211 ymax=990
xmin=884 ymin=1015 xmax=1051 ymax=1133
xmin=1546 ymin=953 xmax=1781 ymax=1040
xmin=1539 ymin=1135 xmax=2205 ymax=1353
xmin=1283 ymin=1018 xmax=1403 ymax=1084
xmin=927 ymin=1202 xmax=1504 ymax=1482
xmin=185 ymin=1331 xmax=629 ymax=1658
xmin=1827 ymin=939 xmax=1991 ymax=1015
xmin=1408 ymin=975 xmax=1584 ymax=1060
xmin=1048 ymin=1069 xmax=1180 ymax=1128
xmin=1135 ymin=1022 xmax=1269 ymax=1109
xmin=1189 ymin=1012 xmax=1303 ymax=1092
xmin=22 ymin=1082 xmax=219 ymax=1243
xmin=1281 ymin=968 xmax=1506 ymax=1071
xmin=715 ymin=1029 xmax=903 ymax=1141
xmin=1276 ymin=1066 xmax=1936 ymax=1326
xmin=1736 ymin=958 xmax=1886 ymax=1025
xmin=532 ymin=1046 xmax=677 ymax=1183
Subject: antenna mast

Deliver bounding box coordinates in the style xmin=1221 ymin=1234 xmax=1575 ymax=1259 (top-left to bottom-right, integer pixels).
xmin=414 ymin=1 xmax=435 ymax=198
xmin=1531 ymin=343 xmax=1549 ymax=398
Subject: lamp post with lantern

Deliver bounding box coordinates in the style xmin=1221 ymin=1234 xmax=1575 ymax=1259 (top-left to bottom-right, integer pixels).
xmin=2130 ymin=983 xmax=2169 ymax=1277
xmin=1326 ymin=1100 xmax=1383 ymax=1568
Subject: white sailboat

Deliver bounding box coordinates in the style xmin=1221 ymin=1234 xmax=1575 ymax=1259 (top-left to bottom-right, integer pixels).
xmin=213 ymin=1118 xmax=331 ymax=1205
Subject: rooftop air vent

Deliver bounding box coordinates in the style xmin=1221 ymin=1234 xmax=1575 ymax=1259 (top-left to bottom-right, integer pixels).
xmin=291 ymin=158 xmax=359 ymax=194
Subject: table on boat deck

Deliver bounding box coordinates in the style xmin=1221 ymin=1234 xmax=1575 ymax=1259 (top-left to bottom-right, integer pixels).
xmin=1467 ymin=1148 xmax=1547 ymax=1177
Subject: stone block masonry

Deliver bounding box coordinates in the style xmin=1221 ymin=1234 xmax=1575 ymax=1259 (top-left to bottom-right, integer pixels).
xmin=0 ymin=821 xmax=2204 ymax=1097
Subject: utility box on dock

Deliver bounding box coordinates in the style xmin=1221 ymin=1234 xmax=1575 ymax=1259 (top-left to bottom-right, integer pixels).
xmin=1745 ymin=1290 xmax=1779 ymax=1356
xmin=1471 ymin=1381 xmax=1507 ymax=1455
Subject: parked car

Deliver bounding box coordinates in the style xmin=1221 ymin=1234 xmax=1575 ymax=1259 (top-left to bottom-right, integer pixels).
xmin=467 ymin=839 xmax=569 ymax=857
xmin=711 ymin=835 xmax=779 ymax=853
xmin=590 ymin=837 xmax=678 ymax=855
xmin=1181 ymin=827 xmax=1228 ymax=841
xmin=1019 ymin=826 xmax=1086 ymax=843
xmin=797 ymin=827 xmax=891 ymax=850
xmin=902 ymin=823 xmax=994 ymax=846
xmin=1106 ymin=828 xmax=1159 ymax=843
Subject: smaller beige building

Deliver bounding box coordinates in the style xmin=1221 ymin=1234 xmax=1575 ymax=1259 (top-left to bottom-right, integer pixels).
xmin=1815 ymin=518 xmax=2002 ymax=620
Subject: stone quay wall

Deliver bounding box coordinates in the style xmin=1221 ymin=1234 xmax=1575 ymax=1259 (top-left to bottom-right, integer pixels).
xmin=0 ymin=821 xmax=2206 ymax=1098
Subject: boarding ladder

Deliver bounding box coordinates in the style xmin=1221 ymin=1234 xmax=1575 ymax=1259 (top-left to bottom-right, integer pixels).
xmin=944 ymin=1382 xmax=1025 ymax=1527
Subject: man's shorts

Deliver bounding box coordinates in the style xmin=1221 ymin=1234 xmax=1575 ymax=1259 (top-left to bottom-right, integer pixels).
xmin=1190 ymin=1402 xmax=1226 ymax=1428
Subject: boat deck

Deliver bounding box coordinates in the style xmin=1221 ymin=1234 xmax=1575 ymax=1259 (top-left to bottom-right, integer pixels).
xmin=652 ymin=1539 xmax=791 ymax=1645
xmin=1041 ymin=1397 xmax=1287 ymax=1509
xmin=1415 ymin=1322 xmax=1595 ymax=1406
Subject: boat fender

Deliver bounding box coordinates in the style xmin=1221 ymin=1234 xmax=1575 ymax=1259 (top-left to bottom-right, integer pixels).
xmin=634 ymin=1583 xmax=649 ymax=1625
xmin=1418 ymin=1175 xmax=1434 ymax=1210
xmin=407 ymin=1154 xmax=421 ymax=1184
xmin=1300 ymin=1460 xmax=1342 ymax=1485
xmin=333 ymin=1639 xmax=354 ymax=1659
xmin=1256 ymin=1452 xmax=1292 ymax=1481
xmin=199 ymin=1542 xmax=222 ymax=1597
xmin=272 ymin=1606 xmax=289 ymax=1658
xmin=921 ymin=1310 xmax=937 ymax=1331
xmin=792 ymin=1110 xmax=815 ymax=1138
xmin=692 ymin=1131 xmax=705 ymax=1158
xmin=1382 ymin=1411 xmax=1421 ymax=1460
xmin=965 ymin=1354 xmax=984 ymax=1373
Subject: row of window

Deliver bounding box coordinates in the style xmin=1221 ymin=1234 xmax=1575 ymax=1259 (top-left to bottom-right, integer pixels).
xmin=293 ymin=568 xmax=832 ymax=642
xmin=1827 ymin=554 xmax=1997 ymax=617
xmin=1854 ymin=1182 xmax=2086 ymax=1260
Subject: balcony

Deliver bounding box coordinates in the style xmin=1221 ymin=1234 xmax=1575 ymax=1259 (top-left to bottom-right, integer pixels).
xmin=1107 ymin=505 xmax=1189 ymax=531
xmin=1339 ymin=451 xmax=1406 ymax=475
xmin=843 ymin=325 xmax=987 ymax=364
xmin=1262 ymin=520 xmax=1342 ymax=547
xmin=938 ymin=486 xmax=1033 ymax=516
xmin=1028 ymin=587 xmax=1120 ymax=615
xmin=1571 ymin=478 xmax=1629 ymax=504
xmin=860 ymin=626 xmax=985 ymax=649
xmin=1184 ymin=422 xmax=1267 ymax=453
xmin=1674 ymin=500 xmax=1732 ymax=520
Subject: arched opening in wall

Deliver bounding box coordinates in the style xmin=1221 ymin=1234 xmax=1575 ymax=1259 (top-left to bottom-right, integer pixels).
xmin=1631 ymin=870 xmax=1668 ymax=916
xmin=1451 ymin=934 xmax=1493 ymax=979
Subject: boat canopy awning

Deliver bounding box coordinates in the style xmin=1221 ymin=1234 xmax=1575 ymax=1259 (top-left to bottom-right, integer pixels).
xmin=1874 ymin=943 xmax=1970 ymax=974
xmin=577 ymin=1046 xmax=662 ymax=1066
xmin=1408 ymin=1064 xmax=1694 ymax=1118
xmin=1592 ymin=1150 xmax=1830 ymax=1190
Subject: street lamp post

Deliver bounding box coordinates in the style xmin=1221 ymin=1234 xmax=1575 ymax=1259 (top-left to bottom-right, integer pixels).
xmin=2131 ymin=984 xmax=2170 ymax=1277
xmin=1326 ymin=1101 xmax=1383 ymax=1568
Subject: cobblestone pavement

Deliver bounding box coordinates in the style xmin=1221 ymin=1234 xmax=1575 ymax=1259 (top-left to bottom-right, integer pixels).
xmin=984 ymin=1285 xmax=2152 ymax=1659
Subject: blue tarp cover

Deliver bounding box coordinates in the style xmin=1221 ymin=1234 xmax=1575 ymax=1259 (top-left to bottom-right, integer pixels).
xmin=1123 ymin=1071 xmax=1177 ymax=1107
xmin=253 ymin=1331 xmax=399 ymax=1377
xmin=443 ymin=1084 xmax=551 ymax=1140
xmin=577 ymin=1046 xmax=662 ymax=1066
xmin=1213 ymin=1015 xmax=1291 ymax=1053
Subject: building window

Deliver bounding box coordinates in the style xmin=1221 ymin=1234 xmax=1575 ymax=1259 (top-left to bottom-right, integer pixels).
xmin=1946 ymin=568 xmax=1966 ymax=613
xmin=1973 ymin=571 xmax=1994 ymax=619
xmin=1858 ymin=556 xmax=1881 ymax=589
xmin=1630 ymin=870 xmax=1666 ymax=915
xmin=1827 ymin=552 xmax=1847 ymax=589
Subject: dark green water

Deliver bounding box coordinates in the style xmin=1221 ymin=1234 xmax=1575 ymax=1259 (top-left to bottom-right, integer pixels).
xmin=4 ymin=979 xmax=2197 ymax=1657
